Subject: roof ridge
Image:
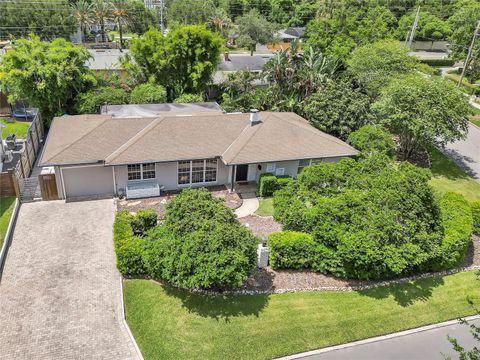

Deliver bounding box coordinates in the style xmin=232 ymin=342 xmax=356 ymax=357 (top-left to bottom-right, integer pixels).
xmin=105 ymin=117 xmax=165 ymax=164
xmin=222 ymin=114 xmax=268 ymax=164
xmin=42 ymin=115 xmax=111 ymax=163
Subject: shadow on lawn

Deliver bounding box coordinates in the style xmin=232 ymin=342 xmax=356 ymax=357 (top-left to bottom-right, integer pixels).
xmin=359 ymin=275 xmax=445 ymax=307
xmin=163 ymin=286 xmax=270 ymax=321
xmin=430 ymin=147 xmax=473 ymax=180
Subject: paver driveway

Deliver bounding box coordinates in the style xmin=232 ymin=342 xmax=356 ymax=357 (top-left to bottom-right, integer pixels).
xmin=0 ymin=200 xmax=139 ymax=360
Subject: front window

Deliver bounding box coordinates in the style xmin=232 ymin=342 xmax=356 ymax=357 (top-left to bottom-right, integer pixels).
xmin=178 ymin=161 xmax=191 ymax=184
xmin=297 ymin=159 xmax=311 ymax=174
xmin=177 ymin=159 xmax=217 ymax=185
xmin=127 ymin=163 xmax=155 ymax=181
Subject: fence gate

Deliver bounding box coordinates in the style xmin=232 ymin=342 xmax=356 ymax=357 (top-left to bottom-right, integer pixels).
xmin=38 ymin=172 xmax=58 ymax=201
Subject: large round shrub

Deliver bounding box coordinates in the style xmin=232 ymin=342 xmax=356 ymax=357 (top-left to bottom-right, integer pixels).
xmin=130 ymin=83 xmax=167 ymax=104
xmin=164 ymin=188 xmax=237 ymax=236
xmin=273 ymin=155 xmax=445 ymax=279
xmin=149 ymin=222 xmax=258 ymax=289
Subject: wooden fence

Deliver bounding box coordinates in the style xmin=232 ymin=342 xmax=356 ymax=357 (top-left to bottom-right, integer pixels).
xmin=13 ymin=112 xmax=44 ymax=180
xmin=0 ymin=111 xmax=44 ymax=200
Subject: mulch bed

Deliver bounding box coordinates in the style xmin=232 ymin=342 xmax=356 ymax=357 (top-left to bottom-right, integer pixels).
xmin=239 ymin=215 xmax=283 ymax=239
xmin=242 ymin=235 xmax=480 ymax=293
xmin=116 ymin=186 xmax=242 ymax=219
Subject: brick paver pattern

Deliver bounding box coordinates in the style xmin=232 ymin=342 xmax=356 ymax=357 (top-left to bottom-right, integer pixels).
xmin=0 ymin=200 xmax=138 ymax=360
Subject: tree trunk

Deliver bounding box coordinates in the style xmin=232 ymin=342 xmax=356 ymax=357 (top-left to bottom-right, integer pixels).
xmin=118 ymin=22 xmax=123 ymax=52
xmin=101 ymin=20 xmax=105 ymax=43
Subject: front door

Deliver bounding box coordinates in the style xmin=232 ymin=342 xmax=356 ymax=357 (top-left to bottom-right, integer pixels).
xmin=235 ymin=164 xmax=248 ymax=182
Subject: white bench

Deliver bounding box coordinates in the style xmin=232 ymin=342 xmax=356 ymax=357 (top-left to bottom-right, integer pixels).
xmin=126 ymin=181 xmax=160 ymax=199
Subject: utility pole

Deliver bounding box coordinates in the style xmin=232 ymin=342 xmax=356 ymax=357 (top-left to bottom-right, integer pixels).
xmin=406 ymin=6 xmax=421 ymax=50
xmin=458 ymin=20 xmax=480 ymax=88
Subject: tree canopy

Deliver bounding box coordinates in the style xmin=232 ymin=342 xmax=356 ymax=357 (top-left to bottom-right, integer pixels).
xmin=0 ymin=36 xmax=93 ymax=121
xmin=347 ymin=41 xmax=420 ymax=97
xmin=128 ymin=25 xmax=223 ymax=96
xmin=396 ymin=10 xmax=452 ymax=41
xmin=373 ymin=74 xmax=470 ymax=160
xmin=235 ymin=9 xmax=276 ymax=56
xmin=305 ymin=4 xmax=397 ymax=59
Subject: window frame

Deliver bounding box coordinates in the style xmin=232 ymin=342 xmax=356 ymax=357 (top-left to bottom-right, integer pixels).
xmin=127 ymin=163 xmax=156 ymax=182
xmin=176 ymin=159 xmax=218 ymax=186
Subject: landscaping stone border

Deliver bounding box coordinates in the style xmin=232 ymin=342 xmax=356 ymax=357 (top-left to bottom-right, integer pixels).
xmin=0 ymin=199 xmax=20 ymax=277
xmin=148 ymin=265 xmax=480 ymax=297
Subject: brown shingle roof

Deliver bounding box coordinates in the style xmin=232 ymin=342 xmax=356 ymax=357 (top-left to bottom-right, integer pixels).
xmin=40 ymin=112 xmax=358 ymax=166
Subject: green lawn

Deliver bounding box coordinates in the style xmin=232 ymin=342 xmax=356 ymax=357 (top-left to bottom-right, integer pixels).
xmin=0 ymin=118 xmax=31 ymax=139
xmin=0 ymin=197 xmax=16 ymax=248
xmin=429 ymin=147 xmax=480 ymax=202
xmin=125 ymin=271 xmax=480 ymax=360
xmin=255 ymin=197 xmax=274 ymax=217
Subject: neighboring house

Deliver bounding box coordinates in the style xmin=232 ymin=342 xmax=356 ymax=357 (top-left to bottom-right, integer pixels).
xmin=214 ymin=54 xmax=273 ymax=84
xmin=39 ymin=108 xmax=358 ymax=200
xmin=269 ymin=27 xmax=305 ymax=51
xmin=86 ymin=49 xmax=127 ymax=79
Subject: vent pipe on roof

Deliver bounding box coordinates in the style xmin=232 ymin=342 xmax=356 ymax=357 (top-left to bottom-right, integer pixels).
xmin=250 ymin=109 xmax=259 ymax=125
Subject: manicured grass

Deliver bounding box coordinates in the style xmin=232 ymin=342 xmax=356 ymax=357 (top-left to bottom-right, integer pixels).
xmin=429 ymin=147 xmax=480 ymax=202
xmin=471 ymin=117 xmax=480 ymax=127
xmin=0 ymin=197 xmax=16 ymax=248
xmin=255 ymin=197 xmax=274 ymax=217
xmin=125 ymin=271 xmax=480 ymax=360
xmin=0 ymin=118 xmax=31 ymax=139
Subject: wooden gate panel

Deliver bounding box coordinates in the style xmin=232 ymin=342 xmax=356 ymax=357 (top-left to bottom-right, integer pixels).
xmin=39 ymin=173 xmax=59 ymax=201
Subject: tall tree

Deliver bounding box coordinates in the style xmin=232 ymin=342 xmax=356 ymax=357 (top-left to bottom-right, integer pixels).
xmin=128 ymin=26 xmax=223 ymax=95
xmin=167 ymin=0 xmax=216 ymax=25
xmin=0 ymin=0 xmax=76 ymax=40
xmin=92 ymin=0 xmax=113 ymax=43
xmin=347 ymin=40 xmax=420 ymax=98
xmin=0 ymin=36 xmax=93 ymax=121
xmin=448 ymin=0 xmax=480 ymax=83
xmin=396 ymin=10 xmax=452 ymax=41
xmin=373 ymin=74 xmax=470 ymax=160
xmin=305 ymin=5 xmax=397 ymax=59
xmin=112 ymin=0 xmax=130 ymax=51
xmin=235 ymin=9 xmax=276 ymax=56
xmin=71 ymin=0 xmax=94 ymax=43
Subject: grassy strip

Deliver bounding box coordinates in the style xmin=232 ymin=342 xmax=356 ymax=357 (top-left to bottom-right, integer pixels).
xmin=125 ymin=271 xmax=480 ymax=360
xmin=444 ymin=73 xmax=479 ymax=95
xmin=429 ymin=147 xmax=480 ymax=202
xmin=0 ymin=119 xmax=31 ymax=139
xmin=255 ymin=197 xmax=274 ymax=217
xmin=0 ymin=197 xmax=16 ymax=248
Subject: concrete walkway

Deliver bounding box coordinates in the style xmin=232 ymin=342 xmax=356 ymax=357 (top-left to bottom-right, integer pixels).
xmin=235 ymin=192 xmax=260 ymax=218
xmin=280 ymin=315 xmax=480 ymax=360
xmin=0 ymin=200 xmax=139 ymax=360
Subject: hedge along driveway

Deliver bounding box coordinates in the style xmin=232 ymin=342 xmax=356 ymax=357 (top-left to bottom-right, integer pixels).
xmin=124 ymin=270 xmax=480 ymax=360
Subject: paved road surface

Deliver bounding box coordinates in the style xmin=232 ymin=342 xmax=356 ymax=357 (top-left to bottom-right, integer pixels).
xmin=294 ymin=318 xmax=480 ymax=360
xmin=443 ymin=123 xmax=480 ymax=181
xmin=0 ymin=200 xmax=139 ymax=360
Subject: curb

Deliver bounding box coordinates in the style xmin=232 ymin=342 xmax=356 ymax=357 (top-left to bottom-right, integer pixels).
xmin=0 ymin=199 xmax=20 ymax=279
xmin=276 ymin=315 xmax=480 ymax=360
xmin=119 ymin=276 xmax=144 ymax=360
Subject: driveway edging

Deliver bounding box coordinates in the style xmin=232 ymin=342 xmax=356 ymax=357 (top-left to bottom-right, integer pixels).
xmin=119 ymin=276 xmax=144 ymax=360
xmin=276 ymin=314 xmax=480 ymax=360
xmin=0 ymin=199 xmax=20 ymax=278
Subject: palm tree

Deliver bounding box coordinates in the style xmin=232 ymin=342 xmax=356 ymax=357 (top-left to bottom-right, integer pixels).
xmin=71 ymin=0 xmax=94 ymax=43
xmin=209 ymin=9 xmax=232 ymax=38
xmin=92 ymin=0 xmax=113 ymax=43
xmin=111 ymin=0 xmax=131 ymax=51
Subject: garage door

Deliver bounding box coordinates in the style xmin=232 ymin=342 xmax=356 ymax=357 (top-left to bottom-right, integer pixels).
xmin=62 ymin=166 xmax=114 ymax=199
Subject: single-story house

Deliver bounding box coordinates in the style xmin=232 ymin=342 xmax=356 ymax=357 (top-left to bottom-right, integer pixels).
xmin=39 ymin=110 xmax=358 ymax=200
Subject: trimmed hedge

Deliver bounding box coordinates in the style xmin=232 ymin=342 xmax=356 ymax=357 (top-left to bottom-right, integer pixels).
xmin=471 ymin=201 xmax=480 ymax=235
xmin=258 ymin=173 xmax=293 ymax=197
xmin=268 ymin=231 xmax=316 ymax=269
xmin=436 ymin=192 xmax=473 ymax=269
xmin=131 ymin=209 xmax=157 ymax=235
xmin=113 ymin=211 xmax=147 ymax=276
xmin=419 ymin=58 xmax=455 ymax=67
